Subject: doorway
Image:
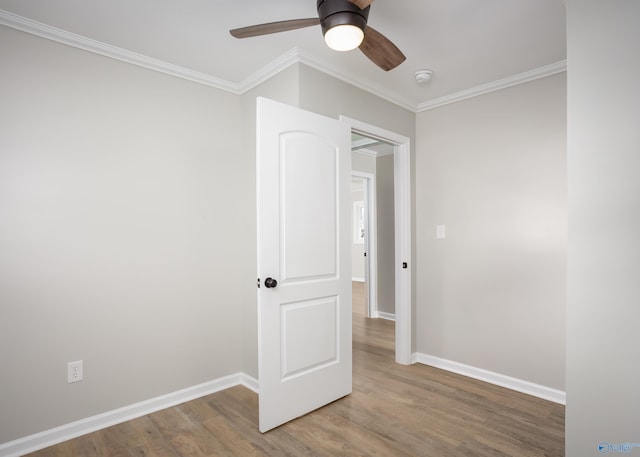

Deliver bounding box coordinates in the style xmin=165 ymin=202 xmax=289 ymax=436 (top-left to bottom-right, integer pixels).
xmin=351 ymin=173 xmax=375 ymax=318
xmin=351 ymin=137 xmax=396 ymax=322
xmin=342 ymin=116 xmax=412 ymax=365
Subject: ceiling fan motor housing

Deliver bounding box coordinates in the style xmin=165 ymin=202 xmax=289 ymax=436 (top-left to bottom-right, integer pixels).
xmin=317 ymin=0 xmax=370 ymax=37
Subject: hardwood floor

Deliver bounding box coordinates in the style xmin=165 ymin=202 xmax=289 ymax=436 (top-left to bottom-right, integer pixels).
xmin=26 ymin=282 xmax=564 ymax=456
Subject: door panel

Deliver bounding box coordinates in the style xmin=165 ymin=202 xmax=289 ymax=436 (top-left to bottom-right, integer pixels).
xmin=257 ymin=97 xmax=352 ymax=433
xmin=281 ymin=296 xmax=338 ymax=379
xmin=281 ymin=133 xmax=337 ymax=281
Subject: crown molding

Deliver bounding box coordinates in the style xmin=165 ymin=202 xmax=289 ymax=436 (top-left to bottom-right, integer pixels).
xmin=0 ymin=7 xmax=416 ymax=111
xmin=352 ymin=137 xmax=394 ymax=158
xmin=295 ymin=49 xmax=417 ymax=112
xmin=353 ymin=148 xmax=393 ymax=158
xmin=416 ymin=60 xmax=567 ymax=112
xmin=354 ymin=149 xmax=377 ymax=158
xmin=0 ymin=9 xmax=239 ymax=93
xmin=1 ymin=9 xmax=566 ymax=114
xmin=235 ymin=48 xmax=300 ymax=93
xmin=232 ymin=45 xmax=416 ymax=111
xmin=352 ymin=136 xmax=379 ymax=149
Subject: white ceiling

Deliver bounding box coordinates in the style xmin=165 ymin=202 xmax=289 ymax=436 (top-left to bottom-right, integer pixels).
xmin=0 ymin=0 xmax=566 ymax=111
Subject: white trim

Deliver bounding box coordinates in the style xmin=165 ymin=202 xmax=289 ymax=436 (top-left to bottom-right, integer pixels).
xmin=0 ymin=9 xmax=239 ymax=93
xmin=353 ymin=148 xmax=393 ymax=158
xmin=413 ymin=353 xmax=566 ymax=405
xmin=416 ymin=61 xmax=567 ymax=112
xmin=342 ymin=117 xmax=412 ymax=366
xmin=0 ymin=10 xmax=413 ymax=109
xmin=354 ymin=149 xmax=377 ymax=158
xmin=295 ymin=49 xmax=416 ymax=111
xmin=351 ymin=137 xmax=379 ymax=149
xmin=392 ymin=139 xmax=412 ymax=366
xmin=236 ymin=48 xmax=300 ymax=94
xmin=372 ymin=311 xmax=396 ymax=321
xmin=0 ymin=372 xmax=259 ymax=457
xmin=239 ymin=373 xmax=260 ymax=393
xmin=352 ymin=276 xmax=365 ymax=282
xmin=0 ymin=9 xmax=566 ymax=113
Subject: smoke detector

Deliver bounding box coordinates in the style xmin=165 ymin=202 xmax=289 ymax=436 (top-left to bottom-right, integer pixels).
xmin=415 ymin=69 xmax=433 ymax=84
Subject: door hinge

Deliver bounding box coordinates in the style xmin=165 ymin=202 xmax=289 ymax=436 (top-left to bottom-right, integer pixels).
xmin=257 ymin=278 xmax=260 ymax=288
xmin=402 ymin=262 xmax=408 ymax=269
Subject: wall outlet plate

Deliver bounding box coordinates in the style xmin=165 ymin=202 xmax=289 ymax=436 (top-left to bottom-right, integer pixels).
xmin=67 ymin=360 xmax=83 ymax=383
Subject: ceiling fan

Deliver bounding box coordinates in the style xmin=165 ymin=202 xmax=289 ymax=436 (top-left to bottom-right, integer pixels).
xmin=229 ymin=0 xmax=406 ymax=71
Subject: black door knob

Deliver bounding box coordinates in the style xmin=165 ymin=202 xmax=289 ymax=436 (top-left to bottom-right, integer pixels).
xmin=264 ymin=277 xmax=278 ymax=289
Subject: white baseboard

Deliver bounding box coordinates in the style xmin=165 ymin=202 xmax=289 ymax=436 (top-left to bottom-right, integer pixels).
xmin=372 ymin=311 xmax=396 ymax=321
xmin=239 ymin=372 xmax=259 ymax=393
xmin=0 ymin=372 xmax=259 ymax=457
xmin=413 ymin=353 xmax=566 ymax=405
xmin=351 ymin=277 xmax=365 ymax=282
xmin=1 ymin=356 xmax=565 ymax=456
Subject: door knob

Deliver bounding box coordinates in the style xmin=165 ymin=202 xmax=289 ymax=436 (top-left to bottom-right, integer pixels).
xmin=264 ymin=277 xmax=278 ymax=289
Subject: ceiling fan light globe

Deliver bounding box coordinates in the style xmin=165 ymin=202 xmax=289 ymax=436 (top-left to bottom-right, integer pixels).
xmin=324 ymin=24 xmax=364 ymax=51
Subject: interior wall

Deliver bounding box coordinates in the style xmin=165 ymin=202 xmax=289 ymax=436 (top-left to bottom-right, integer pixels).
xmin=297 ymin=64 xmax=416 ymax=140
xmin=352 ymin=151 xmax=376 ymax=175
xmin=375 ymin=155 xmax=395 ymax=315
xmin=415 ymin=73 xmax=567 ymax=390
xmin=566 ymin=2 xmax=640 ymax=455
xmin=0 ymin=25 xmax=252 ymax=443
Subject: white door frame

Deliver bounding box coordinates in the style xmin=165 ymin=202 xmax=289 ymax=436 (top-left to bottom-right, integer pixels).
xmin=341 ymin=116 xmax=412 ymax=365
xmin=351 ymin=171 xmax=376 ymax=318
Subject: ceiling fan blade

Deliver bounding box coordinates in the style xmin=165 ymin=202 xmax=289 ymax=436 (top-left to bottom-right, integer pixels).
xmin=230 ymin=18 xmax=320 ymax=38
xmin=347 ymin=0 xmax=374 ymax=9
xmin=359 ymin=26 xmax=406 ymax=71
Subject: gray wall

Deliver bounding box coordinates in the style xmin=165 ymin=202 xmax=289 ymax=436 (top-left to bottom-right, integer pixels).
xmin=415 ymin=73 xmax=567 ymax=390
xmin=566 ymin=1 xmax=640 ymax=455
xmin=298 ymin=65 xmax=416 ymax=141
xmin=352 ymin=151 xmax=376 ymax=175
xmin=375 ymin=155 xmax=395 ymax=315
xmin=0 ymin=25 xmax=253 ymax=443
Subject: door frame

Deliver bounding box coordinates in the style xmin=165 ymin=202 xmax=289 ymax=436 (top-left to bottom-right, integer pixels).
xmin=341 ymin=116 xmax=412 ymax=365
xmin=351 ymin=171 xmax=376 ymax=318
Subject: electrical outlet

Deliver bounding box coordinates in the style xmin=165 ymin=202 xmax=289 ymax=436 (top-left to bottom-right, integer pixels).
xmin=67 ymin=360 xmax=83 ymax=383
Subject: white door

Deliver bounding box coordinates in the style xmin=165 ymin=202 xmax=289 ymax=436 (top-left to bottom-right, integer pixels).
xmin=256 ymin=97 xmax=352 ymax=433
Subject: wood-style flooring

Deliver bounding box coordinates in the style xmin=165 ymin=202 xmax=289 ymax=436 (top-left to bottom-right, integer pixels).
xmin=26 ymin=282 xmax=564 ymax=456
